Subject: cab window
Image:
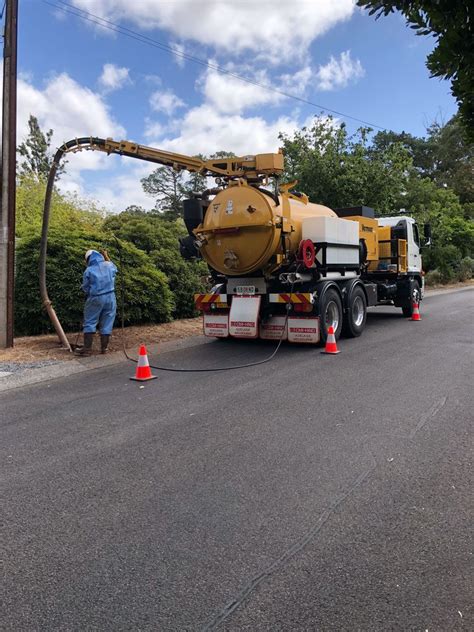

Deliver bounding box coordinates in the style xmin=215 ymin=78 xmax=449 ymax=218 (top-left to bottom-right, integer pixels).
xmin=413 ymin=223 xmax=420 ymax=247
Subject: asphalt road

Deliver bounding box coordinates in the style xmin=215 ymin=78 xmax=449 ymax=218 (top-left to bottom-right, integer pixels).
xmin=2 ymin=288 xmax=473 ymax=631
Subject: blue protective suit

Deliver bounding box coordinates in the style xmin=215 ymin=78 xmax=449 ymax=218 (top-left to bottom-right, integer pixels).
xmin=82 ymin=251 xmax=117 ymax=334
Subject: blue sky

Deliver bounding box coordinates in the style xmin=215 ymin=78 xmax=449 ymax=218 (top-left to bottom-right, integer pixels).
xmin=15 ymin=0 xmax=457 ymax=212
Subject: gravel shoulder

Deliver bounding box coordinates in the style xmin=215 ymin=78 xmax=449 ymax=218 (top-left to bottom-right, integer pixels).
xmin=0 ymin=317 xmax=203 ymax=365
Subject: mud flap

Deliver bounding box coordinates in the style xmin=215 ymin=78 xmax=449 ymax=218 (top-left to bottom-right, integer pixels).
xmin=260 ymin=316 xmax=288 ymax=341
xmin=287 ymin=317 xmax=320 ymax=344
xmin=203 ymin=313 xmax=229 ymax=338
xmin=229 ymin=296 xmax=261 ymax=338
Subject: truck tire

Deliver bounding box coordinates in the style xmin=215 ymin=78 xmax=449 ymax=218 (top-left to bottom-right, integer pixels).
xmin=319 ymin=288 xmax=343 ymax=343
xmin=342 ymin=286 xmax=367 ymax=337
xmin=401 ymin=280 xmax=421 ymax=317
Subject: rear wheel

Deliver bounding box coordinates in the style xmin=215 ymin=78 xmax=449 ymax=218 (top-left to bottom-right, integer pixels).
xmin=319 ymin=288 xmax=343 ymax=343
xmin=401 ymin=280 xmax=421 ymax=317
xmin=342 ymin=286 xmax=367 ymax=337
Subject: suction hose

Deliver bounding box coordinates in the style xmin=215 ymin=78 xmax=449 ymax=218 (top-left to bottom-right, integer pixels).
xmin=40 ymin=138 xmax=108 ymax=351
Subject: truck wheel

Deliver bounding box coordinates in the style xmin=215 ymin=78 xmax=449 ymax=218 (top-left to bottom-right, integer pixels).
xmin=342 ymin=286 xmax=367 ymax=337
xmin=320 ymin=288 xmax=343 ymax=342
xmin=401 ymin=281 xmax=421 ymax=317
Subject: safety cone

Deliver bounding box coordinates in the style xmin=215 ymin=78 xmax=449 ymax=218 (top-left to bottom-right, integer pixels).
xmin=130 ymin=345 xmax=157 ymax=381
xmin=321 ymin=325 xmax=341 ymax=354
xmin=411 ymin=302 xmax=421 ymax=321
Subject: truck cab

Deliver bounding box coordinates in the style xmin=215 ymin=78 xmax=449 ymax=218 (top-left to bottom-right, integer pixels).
xmin=377 ymin=216 xmax=422 ymax=274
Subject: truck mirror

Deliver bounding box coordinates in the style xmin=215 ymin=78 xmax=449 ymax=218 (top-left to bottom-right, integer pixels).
xmin=423 ymin=223 xmax=432 ymax=247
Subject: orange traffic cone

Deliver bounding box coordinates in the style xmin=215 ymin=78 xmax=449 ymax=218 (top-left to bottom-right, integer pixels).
xmin=321 ymin=325 xmax=340 ymax=354
xmin=411 ymin=302 xmax=421 ymax=321
xmin=130 ymin=345 xmax=157 ymax=381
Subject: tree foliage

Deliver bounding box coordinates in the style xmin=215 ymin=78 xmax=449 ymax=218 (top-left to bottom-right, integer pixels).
xmin=16 ymin=175 xmax=103 ymax=239
xmin=357 ymin=1 xmax=474 ymax=140
xmin=104 ymin=209 xmax=208 ymax=318
xmin=141 ymin=167 xmax=195 ymax=220
xmin=17 ymin=115 xmax=67 ymax=180
xmin=373 ymin=114 xmax=473 ymax=208
xmin=279 ymin=118 xmax=411 ymax=213
xmin=140 ymin=151 xmax=236 ymax=220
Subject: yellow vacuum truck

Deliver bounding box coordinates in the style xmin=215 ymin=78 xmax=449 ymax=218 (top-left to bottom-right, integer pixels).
xmin=46 ymin=138 xmax=428 ymax=345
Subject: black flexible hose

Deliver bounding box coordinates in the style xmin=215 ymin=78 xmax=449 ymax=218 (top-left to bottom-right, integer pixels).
xmin=40 ymin=138 xmax=109 ymax=350
xmin=116 ymin=236 xmax=297 ymax=372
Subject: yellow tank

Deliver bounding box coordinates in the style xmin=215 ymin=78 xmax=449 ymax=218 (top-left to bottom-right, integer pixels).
xmin=195 ymin=181 xmax=336 ymax=276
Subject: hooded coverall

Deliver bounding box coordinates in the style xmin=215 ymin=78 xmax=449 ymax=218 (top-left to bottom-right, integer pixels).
xmin=82 ymin=251 xmax=117 ymax=334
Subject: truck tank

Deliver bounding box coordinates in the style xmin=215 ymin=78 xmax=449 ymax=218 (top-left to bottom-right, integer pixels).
xmin=195 ymin=182 xmax=336 ymax=276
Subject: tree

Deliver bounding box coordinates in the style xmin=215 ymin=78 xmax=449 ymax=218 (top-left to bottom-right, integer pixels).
xmin=140 ymin=151 xmax=237 ymax=219
xmin=16 ymin=175 xmax=103 ymax=239
xmin=279 ymin=117 xmax=411 ymax=213
xmin=141 ymin=167 xmax=197 ymax=220
xmin=373 ymin=114 xmax=474 ymax=214
xmin=357 ymin=1 xmax=474 ymax=140
xmin=424 ymin=114 xmax=474 ymax=207
xmin=17 ymin=115 xmax=66 ymax=180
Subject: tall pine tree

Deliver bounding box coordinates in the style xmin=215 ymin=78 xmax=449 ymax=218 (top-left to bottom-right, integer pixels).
xmin=17 ymin=115 xmax=66 ymax=180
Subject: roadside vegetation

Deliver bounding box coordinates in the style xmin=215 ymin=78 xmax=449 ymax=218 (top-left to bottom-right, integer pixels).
xmin=14 ymin=113 xmax=473 ymax=336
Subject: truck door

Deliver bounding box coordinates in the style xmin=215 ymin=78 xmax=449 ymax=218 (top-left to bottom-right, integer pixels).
xmin=408 ymin=222 xmax=422 ymax=272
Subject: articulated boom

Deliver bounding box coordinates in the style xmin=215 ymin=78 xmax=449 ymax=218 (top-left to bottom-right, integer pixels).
xmin=57 ymin=137 xmax=285 ymax=181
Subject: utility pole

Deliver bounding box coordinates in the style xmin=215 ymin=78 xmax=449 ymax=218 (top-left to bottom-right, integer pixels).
xmin=0 ymin=0 xmax=18 ymax=348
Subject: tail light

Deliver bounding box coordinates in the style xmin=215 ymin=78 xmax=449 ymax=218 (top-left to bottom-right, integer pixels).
xmin=294 ymin=303 xmax=313 ymax=313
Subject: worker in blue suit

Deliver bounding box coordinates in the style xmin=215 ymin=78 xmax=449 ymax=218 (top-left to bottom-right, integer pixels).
xmin=75 ymin=249 xmax=117 ymax=356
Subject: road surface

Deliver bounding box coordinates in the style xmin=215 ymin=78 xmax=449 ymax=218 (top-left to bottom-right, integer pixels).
xmin=2 ymin=288 xmax=473 ymax=631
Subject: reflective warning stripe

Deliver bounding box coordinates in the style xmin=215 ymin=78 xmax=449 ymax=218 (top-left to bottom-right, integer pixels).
xmin=269 ymin=293 xmax=314 ymax=304
xmin=194 ymin=293 xmax=228 ymax=308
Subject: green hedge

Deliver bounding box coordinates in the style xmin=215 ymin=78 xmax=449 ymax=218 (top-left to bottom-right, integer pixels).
xmin=15 ymin=230 xmax=174 ymax=335
xmin=104 ymin=211 xmax=208 ymax=319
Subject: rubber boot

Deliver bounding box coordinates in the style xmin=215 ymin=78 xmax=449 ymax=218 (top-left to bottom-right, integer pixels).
xmin=100 ymin=334 xmax=110 ymax=354
xmin=74 ymin=332 xmax=94 ymax=356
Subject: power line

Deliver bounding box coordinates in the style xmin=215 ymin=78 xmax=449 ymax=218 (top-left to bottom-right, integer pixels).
xmin=42 ymin=0 xmax=388 ymax=131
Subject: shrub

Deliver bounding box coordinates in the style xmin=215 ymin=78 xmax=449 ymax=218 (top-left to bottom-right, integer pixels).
xmin=149 ymin=248 xmax=208 ymax=319
xmin=104 ymin=211 xmax=209 ymax=318
xmin=458 ymin=257 xmax=474 ymax=281
xmin=14 ymin=230 xmax=173 ymax=336
xmin=424 ymin=269 xmax=443 ymax=286
xmin=423 ymin=244 xmax=462 ymax=274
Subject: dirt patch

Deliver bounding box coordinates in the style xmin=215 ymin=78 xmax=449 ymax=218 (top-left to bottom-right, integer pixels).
xmin=425 ymin=279 xmax=474 ymax=290
xmin=0 ymin=318 xmax=203 ymax=364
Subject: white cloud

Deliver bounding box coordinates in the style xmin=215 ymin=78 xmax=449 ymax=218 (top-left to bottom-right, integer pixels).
xmin=16 ymin=71 xmax=126 ymax=203
xmin=18 ymin=73 xmax=125 ymax=173
xmin=98 ymin=63 xmax=131 ymax=92
xmin=149 ymin=89 xmax=186 ymax=116
xmin=155 ymin=104 xmax=303 ymax=156
xmin=315 ymin=50 xmax=364 ymax=91
xmin=85 ymin=160 xmax=155 ymax=212
xmin=171 ymin=41 xmax=186 ymax=68
xmin=200 ymin=62 xmax=313 ymax=114
xmin=144 ymin=119 xmax=166 ymax=139
xmin=71 ymin=0 xmax=356 ymax=62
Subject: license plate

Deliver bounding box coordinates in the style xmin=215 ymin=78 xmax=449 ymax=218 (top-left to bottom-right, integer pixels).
xmin=235 ymin=285 xmax=256 ymax=295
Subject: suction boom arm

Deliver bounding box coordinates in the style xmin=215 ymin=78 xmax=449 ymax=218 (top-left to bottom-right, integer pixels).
xmin=53 ymin=137 xmax=285 ymax=180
